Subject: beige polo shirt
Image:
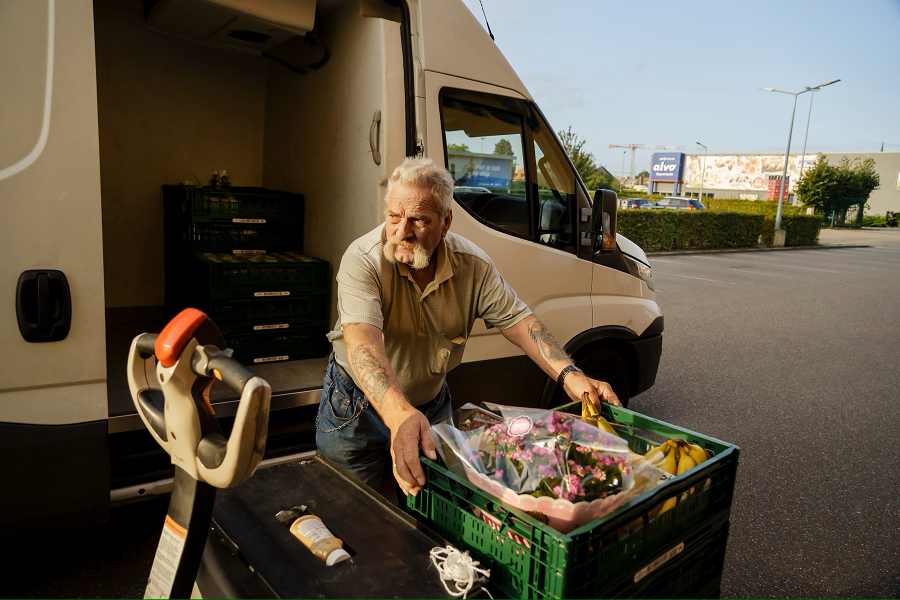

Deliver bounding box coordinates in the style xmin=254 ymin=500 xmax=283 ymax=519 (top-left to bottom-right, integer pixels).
xmin=328 ymin=225 xmax=532 ymax=406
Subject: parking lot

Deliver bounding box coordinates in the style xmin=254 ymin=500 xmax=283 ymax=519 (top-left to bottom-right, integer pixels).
xmin=632 ymin=228 xmax=900 ymax=596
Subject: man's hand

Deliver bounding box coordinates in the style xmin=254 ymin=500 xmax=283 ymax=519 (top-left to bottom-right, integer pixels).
xmin=387 ymin=408 xmax=437 ymax=496
xmin=563 ymin=371 xmax=621 ymax=408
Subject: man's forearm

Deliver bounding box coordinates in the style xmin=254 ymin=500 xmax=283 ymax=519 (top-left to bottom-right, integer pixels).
xmin=343 ymin=324 xmax=415 ymax=430
xmin=502 ymin=315 xmax=574 ymax=380
xmin=348 ymin=343 xmax=392 ymax=403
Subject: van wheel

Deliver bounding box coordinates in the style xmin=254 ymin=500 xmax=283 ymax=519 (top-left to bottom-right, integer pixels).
xmin=543 ymin=350 xmax=632 ymax=410
xmin=577 ymin=350 xmax=632 ymax=408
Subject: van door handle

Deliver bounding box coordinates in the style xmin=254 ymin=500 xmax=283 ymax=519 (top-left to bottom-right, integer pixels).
xmin=16 ymin=269 xmax=72 ymax=342
xmin=369 ymin=109 xmax=382 ymax=165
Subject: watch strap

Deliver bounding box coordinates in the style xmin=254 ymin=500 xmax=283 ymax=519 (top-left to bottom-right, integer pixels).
xmin=557 ymin=364 xmax=582 ymax=390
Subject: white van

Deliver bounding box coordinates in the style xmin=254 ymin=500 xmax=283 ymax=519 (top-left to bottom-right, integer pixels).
xmin=0 ymin=0 xmax=662 ymax=526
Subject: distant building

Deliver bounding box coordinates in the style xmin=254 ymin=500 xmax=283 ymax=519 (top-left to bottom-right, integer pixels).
xmin=647 ymin=151 xmax=900 ymax=215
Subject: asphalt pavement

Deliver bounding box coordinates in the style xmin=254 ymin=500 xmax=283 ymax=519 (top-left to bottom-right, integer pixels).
xmin=631 ymin=227 xmax=900 ymax=597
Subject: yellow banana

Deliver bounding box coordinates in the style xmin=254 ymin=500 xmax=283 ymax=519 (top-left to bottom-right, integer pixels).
xmin=580 ymin=395 xmax=618 ymax=435
xmin=594 ymin=415 xmax=617 ymax=435
xmin=676 ymin=448 xmax=697 ymax=475
xmin=650 ymin=440 xmax=706 ymax=520
xmin=686 ymin=443 xmax=708 ymax=465
xmin=659 ymin=444 xmax=678 ymax=475
xmin=581 ymin=392 xmax=599 ymax=417
xmin=658 ymin=497 xmax=677 ymax=515
xmin=643 ymin=442 xmax=669 ymax=465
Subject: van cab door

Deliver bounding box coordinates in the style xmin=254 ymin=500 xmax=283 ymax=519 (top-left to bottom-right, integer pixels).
xmin=0 ymin=0 xmax=108 ymax=524
xmin=410 ymin=1 xmax=593 ymax=405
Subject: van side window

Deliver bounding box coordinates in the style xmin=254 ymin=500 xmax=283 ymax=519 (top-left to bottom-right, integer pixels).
xmin=531 ymin=119 xmax=576 ymax=250
xmin=441 ymin=94 xmax=530 ymax=238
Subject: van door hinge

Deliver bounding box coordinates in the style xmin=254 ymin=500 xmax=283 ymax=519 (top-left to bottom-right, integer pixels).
xmin=415 ymin=137 xmax=425 ymax=157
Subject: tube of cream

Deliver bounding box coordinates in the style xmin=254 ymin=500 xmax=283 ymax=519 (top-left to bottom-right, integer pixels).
xmin=275 ymin=505 xmax=350 ymax=566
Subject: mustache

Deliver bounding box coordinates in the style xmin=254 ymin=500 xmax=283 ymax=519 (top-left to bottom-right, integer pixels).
xmin=383 ymin=238 xmax=431 ymax=270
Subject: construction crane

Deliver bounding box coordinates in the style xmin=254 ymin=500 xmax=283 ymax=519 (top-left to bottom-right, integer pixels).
xmin=608 ymin=143 xmax=684 ymax=181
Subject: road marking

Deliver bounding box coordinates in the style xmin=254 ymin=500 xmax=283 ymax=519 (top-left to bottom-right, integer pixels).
xmin=655 ymin=272 xmax=735 ymax=285
xmin=746 ymin=262 xmax=843 ymax=274
xmin=726 ymin=267 xmax=793 ymax=278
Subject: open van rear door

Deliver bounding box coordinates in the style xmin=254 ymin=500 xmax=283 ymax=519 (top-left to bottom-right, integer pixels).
xmin=0 ymin=0 xmax=108 ymax=525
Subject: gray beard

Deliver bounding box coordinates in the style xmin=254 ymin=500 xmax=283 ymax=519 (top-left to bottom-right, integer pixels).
xmin=383 ymin=240 xmax=431 ymax=270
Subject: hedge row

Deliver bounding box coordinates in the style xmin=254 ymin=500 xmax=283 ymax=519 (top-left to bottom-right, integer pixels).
xmin=760 ymin=215 xmax=822 ymax=246
xmin=617 ymin=211 xmax=762 ymax=252
xmin=705 ymin=198 xmax=805 ymax=216
xmin=617 ymin=210 xmax=821 ymax=252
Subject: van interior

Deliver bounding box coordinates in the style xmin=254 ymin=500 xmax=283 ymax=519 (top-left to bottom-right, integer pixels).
xmin=94 ymin=0 xmax=405 ymax=489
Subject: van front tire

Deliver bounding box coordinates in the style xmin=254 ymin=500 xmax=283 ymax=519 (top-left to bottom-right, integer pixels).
xmin=542 ymin=346 xmax=633 ymax=410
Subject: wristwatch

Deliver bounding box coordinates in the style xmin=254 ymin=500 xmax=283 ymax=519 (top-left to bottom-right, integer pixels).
xmin=557 ymin=364 xmax=582 ymax=390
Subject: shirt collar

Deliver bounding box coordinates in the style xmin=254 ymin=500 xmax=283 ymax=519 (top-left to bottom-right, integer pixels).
xmin=392 ymin=235 xmax=455 ymax=297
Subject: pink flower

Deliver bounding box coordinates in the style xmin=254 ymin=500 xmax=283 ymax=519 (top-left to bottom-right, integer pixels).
xmin=564 ymin=474 xmax=583 ymax=498
xmin=517 ymin=449 xmax=533 ymax=462
xmin=538 ymin=463 xmax=557 ymax=478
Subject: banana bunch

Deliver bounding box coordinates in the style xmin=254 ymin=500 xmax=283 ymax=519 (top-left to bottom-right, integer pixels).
xmin=580 ymin=394 xmax=617 ymax=435
xmin=644 ymin=439 xmax=710 ymax=517
xmin=643 ymin=439 xmax=708 ymax=475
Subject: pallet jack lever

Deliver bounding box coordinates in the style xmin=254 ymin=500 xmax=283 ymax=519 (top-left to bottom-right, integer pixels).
xmin=127 ymin=308 xmax=272 ymax=598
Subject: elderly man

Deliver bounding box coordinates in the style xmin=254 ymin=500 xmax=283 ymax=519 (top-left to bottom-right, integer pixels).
xmin=316 ymin=157 xmax=620 ymax=496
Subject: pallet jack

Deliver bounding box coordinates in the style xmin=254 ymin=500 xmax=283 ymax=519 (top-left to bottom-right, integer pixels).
xmin=127 ymin=308 xmax=271 ymax=598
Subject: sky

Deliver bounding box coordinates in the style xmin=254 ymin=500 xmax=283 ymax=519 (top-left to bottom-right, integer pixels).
xmin=461 ymin=0 xmax=900 ymax=177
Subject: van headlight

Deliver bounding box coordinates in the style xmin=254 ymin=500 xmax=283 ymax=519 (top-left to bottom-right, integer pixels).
xmin=624 ymin=255 xmax=654 ymax=291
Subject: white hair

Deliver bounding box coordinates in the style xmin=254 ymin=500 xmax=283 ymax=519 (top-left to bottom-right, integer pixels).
xmin=386 ymin=157 xmax=454 ymax=217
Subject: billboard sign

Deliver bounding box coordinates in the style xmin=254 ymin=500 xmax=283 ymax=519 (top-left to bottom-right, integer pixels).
xmin=649 ymin=152 xmax=685 ymax=182
xmin=767 ymin=175 xmax=789 ymax=199
xmin=448 ymin=151 xmax=515 ymax=189
xmin=684 ymin=154 xmax=814 ymax=192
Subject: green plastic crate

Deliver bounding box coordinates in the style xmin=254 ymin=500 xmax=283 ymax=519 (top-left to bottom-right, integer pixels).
xmin=607 ymin=517 xmax=729 ymax=599
xmin=406 ymin=404 xmax=739 ymax=599
xmin=208 ymin=294 xmax=330 ymax=333
xmin=224 ymin=324 xmax=330 ymax=364
xmin=163 ymin=184 xmax=304 ymax=252
xmin=191 ymin=251 xmax=330 ymax=302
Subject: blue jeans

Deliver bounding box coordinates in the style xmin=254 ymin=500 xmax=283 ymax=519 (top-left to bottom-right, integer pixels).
xmin=315 ymin=354 xmax=453 ymax=490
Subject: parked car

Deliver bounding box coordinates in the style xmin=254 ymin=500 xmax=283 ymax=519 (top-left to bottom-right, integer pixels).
xmin=656 ymin=196 xmax=706 ymax=210
xmin=622 ymin=198 xmax=656 ymax=209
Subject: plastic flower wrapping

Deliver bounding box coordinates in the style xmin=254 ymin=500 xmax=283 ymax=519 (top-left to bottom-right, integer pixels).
xmin=431 ymin=403 xmax=666 ymax=532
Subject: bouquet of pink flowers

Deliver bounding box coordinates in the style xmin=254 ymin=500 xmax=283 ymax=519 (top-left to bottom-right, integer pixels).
xmin=432 ymin=403 xmax=664 ymax=532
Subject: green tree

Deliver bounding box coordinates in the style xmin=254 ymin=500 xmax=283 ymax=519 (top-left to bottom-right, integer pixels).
xmin=797 ymin=155 xmax=880 ymax=225
xmin=493 ymin=138 xmax=514 ymax=156
xmin=447 ymin=143 xmax=470 ymax=153
xmin=557 ymin=126 xmax=619 ymax=191
xmin=841 ymin=158 xmax=880 ymax=225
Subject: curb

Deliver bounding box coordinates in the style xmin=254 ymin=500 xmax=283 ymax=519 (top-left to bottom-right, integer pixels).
xmin=647 ymin=244 xmax=871 ymax=257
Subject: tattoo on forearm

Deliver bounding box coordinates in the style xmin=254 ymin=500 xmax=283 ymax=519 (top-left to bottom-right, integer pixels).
xmin=350 ymin=344 xmax=391 ymax=405
xmin=527 ymin=319 xmax=570 ymax=364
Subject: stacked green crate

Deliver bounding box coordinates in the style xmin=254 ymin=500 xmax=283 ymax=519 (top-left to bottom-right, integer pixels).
xmin=163 ymin=185 xmax=330 ymax=363
xmin=406 ymin=403 xmax=739 ymax=599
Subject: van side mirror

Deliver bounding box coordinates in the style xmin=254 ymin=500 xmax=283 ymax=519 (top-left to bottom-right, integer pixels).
xmin=591 ymin=189 xmax=618 ymax=252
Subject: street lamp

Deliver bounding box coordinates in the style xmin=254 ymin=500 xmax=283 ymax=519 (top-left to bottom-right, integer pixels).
xmin=696 ymin=141 xmax=708 ymax=203
xmin=798 ymin=91 xmax=817 ymax=182
xmin=762 ymin=79 xmax=840 ymax=237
